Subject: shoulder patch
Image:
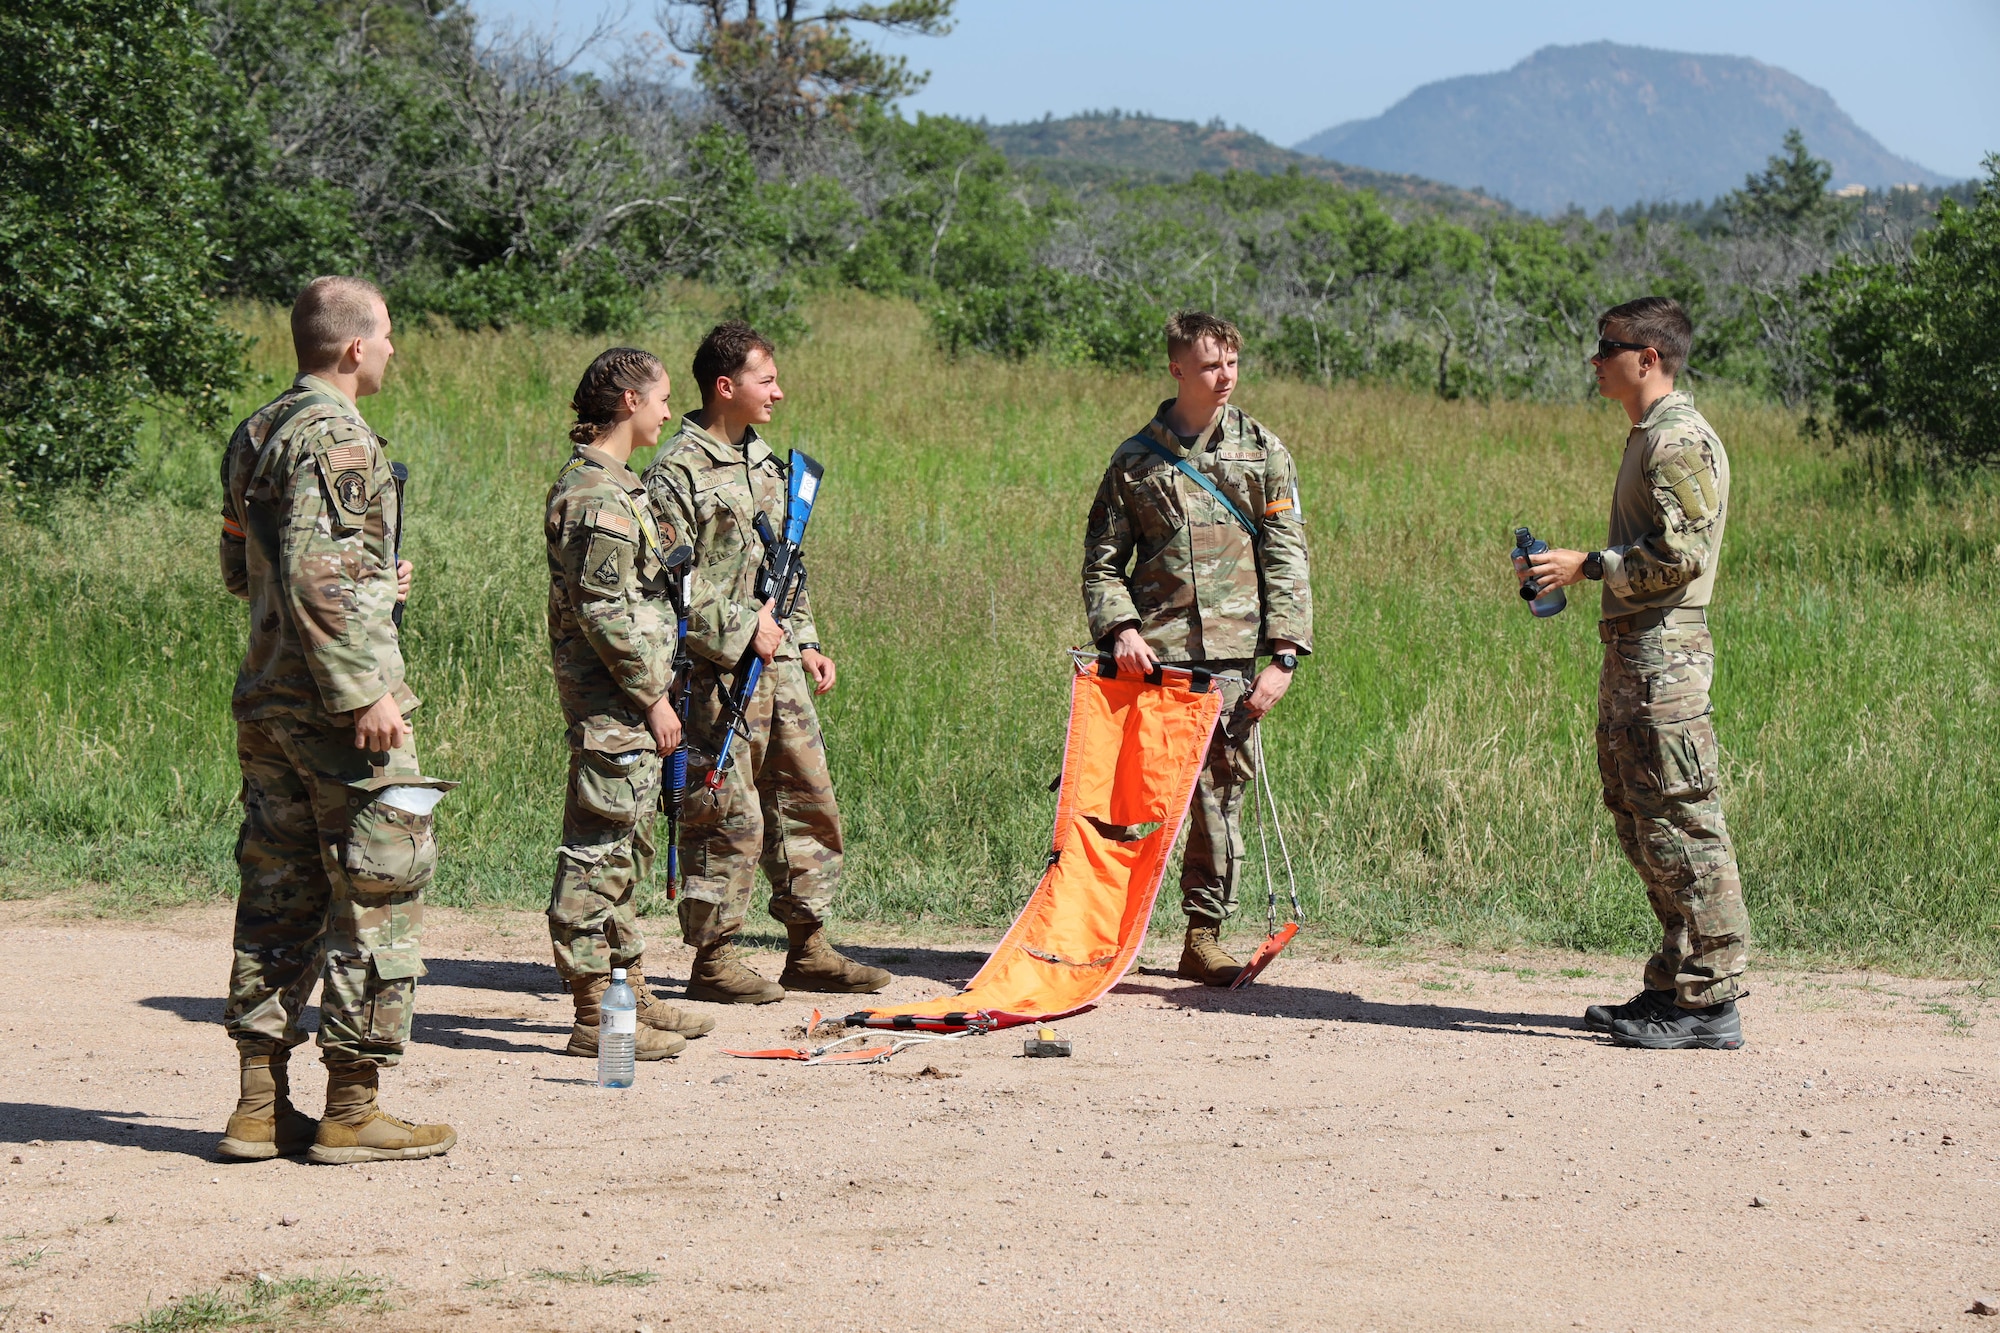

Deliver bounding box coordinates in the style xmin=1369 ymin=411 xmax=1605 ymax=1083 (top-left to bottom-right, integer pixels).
xmin=334 ymin=471 xmax=369 ymax=516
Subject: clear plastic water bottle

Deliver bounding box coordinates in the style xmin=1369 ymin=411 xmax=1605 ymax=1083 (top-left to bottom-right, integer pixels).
xmin=1512 ymin=526 xmax=1568 ymax=618
xmin=598 ymin=968 xmax=636 ymax=1089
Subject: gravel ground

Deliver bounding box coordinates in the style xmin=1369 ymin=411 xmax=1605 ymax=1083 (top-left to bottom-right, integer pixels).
xmin=1 ymin=900 xmax=1996 ymax=1332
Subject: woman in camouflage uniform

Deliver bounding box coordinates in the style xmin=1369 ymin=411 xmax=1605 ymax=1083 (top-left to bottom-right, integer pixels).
xmin=544 ymin=349 xmax=716 ymax=1059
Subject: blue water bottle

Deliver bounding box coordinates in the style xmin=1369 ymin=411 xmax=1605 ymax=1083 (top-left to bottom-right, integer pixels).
xmin=1512 ymin=527 xmax=1567 ymax=618
xmin=598 ymin=968 xmax=637 ymax=1089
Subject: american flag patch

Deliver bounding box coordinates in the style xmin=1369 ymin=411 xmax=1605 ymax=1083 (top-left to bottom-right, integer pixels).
xmin=322 ymin=443 xmax=371 ymax=473
xmin=588 ymin=508 xmax=636 ymax=537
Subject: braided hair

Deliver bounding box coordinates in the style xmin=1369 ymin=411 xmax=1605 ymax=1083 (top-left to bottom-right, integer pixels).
xmin=569 ymin=347 xmax=665 ymax=445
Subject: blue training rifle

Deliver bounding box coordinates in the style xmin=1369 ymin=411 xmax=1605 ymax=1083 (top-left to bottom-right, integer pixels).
xmin=705 ymin=448 xmax=824 ymax=791
xmin=663 ymin=548 xmax=695 ymax=898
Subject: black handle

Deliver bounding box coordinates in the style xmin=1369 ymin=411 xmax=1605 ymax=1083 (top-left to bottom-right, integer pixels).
xmin=390 ymin=461 xmax=409 ymax=629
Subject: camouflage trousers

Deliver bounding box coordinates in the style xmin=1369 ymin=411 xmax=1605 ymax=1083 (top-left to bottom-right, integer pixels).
xmin=1597 ymin=617 xmax=1749 ymax=1008
xmin=1177 ymin=660 xmax=1259 ymax=924
xmin=225 ymin=717 xmax=440 ymax=1068
xmin=676 ymin=656 xmax=840 ymax=949
xmin=548 ymin=715 xmax=658 ymax=980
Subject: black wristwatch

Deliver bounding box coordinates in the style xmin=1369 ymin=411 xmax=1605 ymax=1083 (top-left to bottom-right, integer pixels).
xmin=797 ymin=641 xmax=822 ymax=654
xmin=1582 ymin=551 xmax=1605 ymax=582
xmin=1271 ymin=652 xmax=1299 ymax=672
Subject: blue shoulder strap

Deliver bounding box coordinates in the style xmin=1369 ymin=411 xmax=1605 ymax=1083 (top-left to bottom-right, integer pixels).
xmin=1128 ymin=435 xmax=1257 ymax=537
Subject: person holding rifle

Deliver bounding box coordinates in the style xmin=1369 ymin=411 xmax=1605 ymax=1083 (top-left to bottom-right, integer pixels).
xmin=642 ymin=321 xmax=890 ymax=1003
xmin=544 ymin=348 xmax=715 ymax=1060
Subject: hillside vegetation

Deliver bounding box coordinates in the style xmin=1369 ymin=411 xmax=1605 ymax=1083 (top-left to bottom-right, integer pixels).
xmin=985 ymin=111 xmax=1508 ymax=218
xmin=6 ymin=4 xmax=1988 ymax=497
xmin=1296 ymin=41 xmax=1948 ymax=215
xmin=3 ymin=295 xmax=1998 ymax=974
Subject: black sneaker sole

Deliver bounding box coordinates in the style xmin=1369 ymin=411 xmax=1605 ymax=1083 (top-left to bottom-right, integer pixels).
xmin=1610 ymin=1029 xmax=1744 ymax=1051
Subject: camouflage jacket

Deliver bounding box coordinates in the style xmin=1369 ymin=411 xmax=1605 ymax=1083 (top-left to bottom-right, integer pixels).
xmin=1082 ymin=401 xmax=1314 ymax=663
xmin=546 ymin=444 xmax=680 ymax=725
xmin=1600 ymin=390 xmax=1731 ymax=619
xmin=641 ymin=416 xmax=820 ymax=670
xmin=220 ymin=374 xmax=415 ymax=725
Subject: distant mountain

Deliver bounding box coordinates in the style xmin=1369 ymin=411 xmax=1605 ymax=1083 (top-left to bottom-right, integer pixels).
xmin=984 ymin=112 xmax=1512 ymax=217
xmin=1294 ymin=42 xmax=1950 ymax=215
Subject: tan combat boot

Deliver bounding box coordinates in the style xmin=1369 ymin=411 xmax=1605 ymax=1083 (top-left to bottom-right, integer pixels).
xmin=624 ymin=960 xmax=715 ymax=1038
xmin=685 ymin=940 xmax=785 ymax=1005
xmin=1178 ymin=915 xmax=1243 ymax=987
xmin=778 ymin=924 xmax=892 ymax=995
xmin=218 ymin=1050 xmax=317 ymax=1161
xmin=307 ymin=1062 xmax=457 ymax=1165
xmin=563 ymin=974 xmax=687 ymax=1060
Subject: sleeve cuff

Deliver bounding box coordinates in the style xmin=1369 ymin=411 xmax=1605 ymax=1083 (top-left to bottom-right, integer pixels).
xmin=318 ymin=677 xmax=390 ymax=717
xmin=1599 ymin=545 xmax=1632 ymax=599
xmin=1085 ymin=599 xmax=1142 ymax=643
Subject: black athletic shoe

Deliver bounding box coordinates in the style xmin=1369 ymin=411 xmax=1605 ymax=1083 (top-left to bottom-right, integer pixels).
xmin=1583 ymin=987 xmax=1676 ymax=1034
xmin=1609 ymin=998 xmax=1743 ymax=1050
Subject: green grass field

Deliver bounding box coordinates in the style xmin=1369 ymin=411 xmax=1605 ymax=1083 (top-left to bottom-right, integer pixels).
xmin=4 ymin=292 xmax=1997 ymax=973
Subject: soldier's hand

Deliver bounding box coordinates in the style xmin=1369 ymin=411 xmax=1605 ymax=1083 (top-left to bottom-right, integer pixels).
xmin=353 ymin=694 xmax=410 ymax=753
xmin=1244 ymin=663 xmax=1293 ymax=720
xmin=752 ymin=600 xmax=784 ymax=663
xmin=800 ymin=647 xmax=836 ymax=695
xmin=396 ymin=559 xmax=414 ymax=603
xmin=646 ymin=692 xmax=683 ymax=756
xmin=1527 ymin=548 xmax=1589 ymax=590
xmin=1112 ymin=625 xmax=1158 ymax=676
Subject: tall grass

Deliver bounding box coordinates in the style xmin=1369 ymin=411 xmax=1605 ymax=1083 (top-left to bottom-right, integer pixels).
xmin=4 ymin=292 xmax=1997 ymax=972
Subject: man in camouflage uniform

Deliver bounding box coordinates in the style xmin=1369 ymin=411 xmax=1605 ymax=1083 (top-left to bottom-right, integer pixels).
xmin=217 ymin=276 xmax=456 ymax=1163
xmin=1082 ymin=311 xmax=1314 ymax=986
xmin=545 ymin=347 xmax=714 ymax=1058
xmin=1528 ymin=296 xmax=1749 ymax=1051
xmin=642 ymin=321 xmax=890 ymax=1003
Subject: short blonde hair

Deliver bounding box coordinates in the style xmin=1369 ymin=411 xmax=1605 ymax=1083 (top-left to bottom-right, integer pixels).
xmin=292 ymin=276 xmax=386 ymax=369
xmin=1165 ymin=310 xmax=1242 ymax=360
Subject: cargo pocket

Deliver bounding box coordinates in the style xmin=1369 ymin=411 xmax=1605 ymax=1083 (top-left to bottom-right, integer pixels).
xmin=366 ymin=946 xmax=423 ymax=1045
xmin=343 ymin=776 xmax=456 ymax=894
xmin=574 ymin=718 xmax=658 ymax=824
xmin=1642 ymin=715 xmax=1719 ymax=801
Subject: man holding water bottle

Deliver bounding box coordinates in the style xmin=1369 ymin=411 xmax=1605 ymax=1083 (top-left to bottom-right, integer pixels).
xmin=1525 ymin=296 xmax=1750 ymax=1051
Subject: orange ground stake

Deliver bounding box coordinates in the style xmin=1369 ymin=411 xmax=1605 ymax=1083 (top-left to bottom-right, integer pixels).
xmin=1229 ymin=921 xmax=1300 ymax=990
xmin=858 ymin=656 xmax=1224 ymax=1032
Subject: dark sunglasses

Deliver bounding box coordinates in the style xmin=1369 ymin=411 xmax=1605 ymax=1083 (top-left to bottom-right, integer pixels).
xmin=1593 ymin=337 xmax=1651 ymax=361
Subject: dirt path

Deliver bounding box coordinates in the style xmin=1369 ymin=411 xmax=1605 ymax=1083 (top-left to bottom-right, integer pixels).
xmin=1 ymin=900 xmax=1996 ymax=1332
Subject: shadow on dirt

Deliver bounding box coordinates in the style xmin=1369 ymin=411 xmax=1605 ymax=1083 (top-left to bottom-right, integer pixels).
xmin=1114 ymin=972 xmax=1593 ymax=1042
xmin=422 ymin=957 xmax=564 ymax=995
xmin=412 ymin=1010 xmax=567 ymax=1055
xmin=0 ymin=1102 xmax=219 ymax=1159
xmin=138 ymin=994 xmax=568 ymax=1056
xmin=676 ymin=934 xmax=990 ymax=988
xmin=836 ymin=944 xmax=989 ymax=987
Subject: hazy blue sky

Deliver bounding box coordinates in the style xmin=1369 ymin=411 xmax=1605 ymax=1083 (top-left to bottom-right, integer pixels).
xmin=469 ymin=0 xmax=1998 ymax=179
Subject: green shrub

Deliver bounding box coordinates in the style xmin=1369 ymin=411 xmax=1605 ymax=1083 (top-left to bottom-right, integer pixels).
xmin=0 ymin=0 xmax=241 ymax=496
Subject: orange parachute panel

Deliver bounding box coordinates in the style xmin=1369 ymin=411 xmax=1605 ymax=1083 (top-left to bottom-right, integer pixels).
xmin=861 ymin=657 xmax=1223 ymax=1029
